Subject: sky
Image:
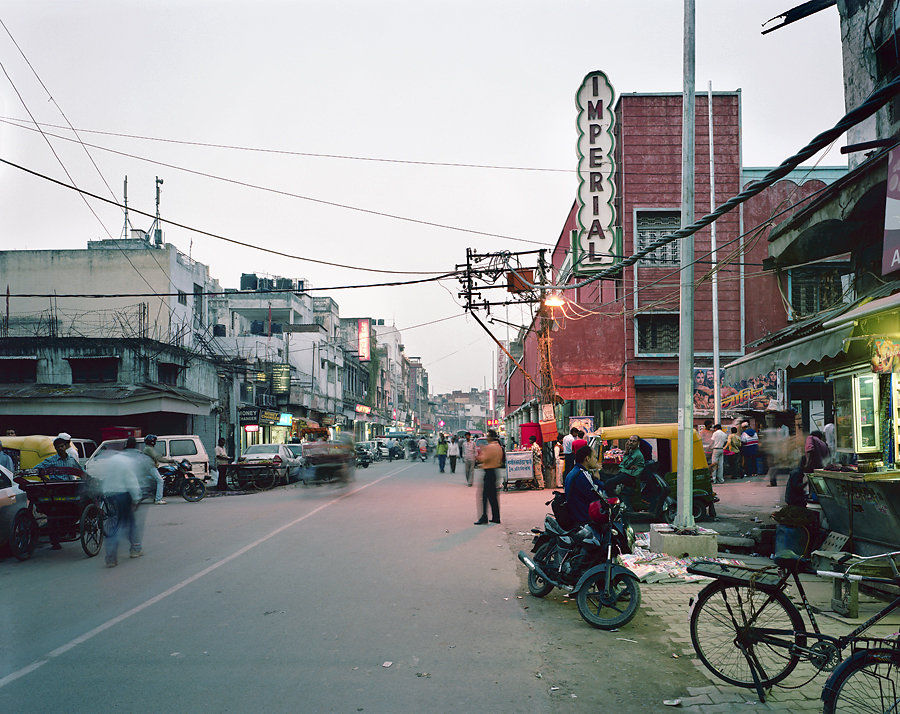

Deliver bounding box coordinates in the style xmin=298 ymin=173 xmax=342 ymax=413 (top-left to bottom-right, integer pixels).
xmin=0 ymin=1 xmax=847 ymax=394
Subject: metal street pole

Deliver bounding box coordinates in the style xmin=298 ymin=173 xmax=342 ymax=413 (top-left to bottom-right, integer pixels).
xmin=675 ymin=0 xmax=696 ymax=529
xmin=708 ymin=81 xmax=722 ymax=423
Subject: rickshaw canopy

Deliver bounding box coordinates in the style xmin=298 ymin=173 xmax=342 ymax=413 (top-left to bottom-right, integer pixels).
xmin=594 ymin=423 xmax=709 ymax=469
xmin=0 ymin=435 xmax=58 ymax=469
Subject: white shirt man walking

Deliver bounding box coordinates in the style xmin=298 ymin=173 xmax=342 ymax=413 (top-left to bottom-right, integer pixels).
xmin=709 ymin=424 xmax=728 ymax=484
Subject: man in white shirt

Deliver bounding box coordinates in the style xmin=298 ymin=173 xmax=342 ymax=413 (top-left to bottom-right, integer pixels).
xmin=562 ymin=427 xmax=577 ymax=477
xmin=709 ymin=424 xmax=728 ymax=484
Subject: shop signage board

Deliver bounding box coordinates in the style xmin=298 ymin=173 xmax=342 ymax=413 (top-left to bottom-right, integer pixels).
xmin=883 ymin=147 xmax=900 ymax=276
xmin=271 ymin=364 xmax=291 ymax=394
xmin=355 ymin=404 xmax=371 ymax=414
xmin=239 ymin=406 xmax=259 ymax=426
xmin=695 ymin=368 xmax=786 ymax=414
xmin=277 ymin=412 xmax=293 ymax=426
xmin=504 ymin=451 xmax=534 ymax=486
xmin=358 ymin=319 xmax=371 ymax=361
xmin=573 ymin=70 xmax=621 ymax=275
xmin=568 ymin=416 xmax=595 ymax=435
xmin=259 ymin=409 xmax=280 ymax=425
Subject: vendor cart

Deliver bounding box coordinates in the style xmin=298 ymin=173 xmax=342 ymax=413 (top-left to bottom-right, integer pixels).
xmin=11 ymin=466 xmax=105 ymax=560
xmin=227 ymin=463 xmax=281 ymax=491
xmin=503 ymin=451 xmax=537 ymax=491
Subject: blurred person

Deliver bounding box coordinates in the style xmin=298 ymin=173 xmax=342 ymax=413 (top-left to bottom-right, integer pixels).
xmin=447 ymin=435 xmax=460 ymax=473
xmin=142 ymin=435 xmax=171 ymax=504
xmin=93 ymin=451 xmax=142 ymax=567
xmin=762 ymin=417 xmax=791 ymax=487
xmin=699 ymin=420 xmax=715 ymax=464
xmin=462 ymin=432 xmax=476 ymax=487
xmin=417 ymin=436 xmax=428 ymax=462
xmin=473 ymin=429 xmax=502 ymax=525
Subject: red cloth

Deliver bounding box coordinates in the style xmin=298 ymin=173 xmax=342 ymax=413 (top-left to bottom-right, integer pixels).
xmin=572 ymin=438 xmax=588 ymax=453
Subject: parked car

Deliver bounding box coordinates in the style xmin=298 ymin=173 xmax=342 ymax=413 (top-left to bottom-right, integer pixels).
xmin=88 ymin=435 xmax=210 ymax=479
xmin=69 ymin=438 xmax=98 ymax=467
xmin=284 ymin=443 xmax=305 ymax=466
xmin=0 ymin=463 xmax=28 ymax=557
xmin=237 ymin=444 xmax=303 ymax=483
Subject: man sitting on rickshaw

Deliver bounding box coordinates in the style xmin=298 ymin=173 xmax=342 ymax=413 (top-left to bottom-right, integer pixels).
xmin=600 ymin=435 xmax=645 ymax=496
xmin=36 ymin=436 xmax=81 ymax=471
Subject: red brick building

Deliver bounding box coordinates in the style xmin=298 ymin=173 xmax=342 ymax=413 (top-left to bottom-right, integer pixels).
xmin=504 ymin=91 xmax=836 ymax=435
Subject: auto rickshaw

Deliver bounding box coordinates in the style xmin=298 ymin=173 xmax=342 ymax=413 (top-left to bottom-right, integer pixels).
xmin=0 ymin=435 xmax=58 ymax=470
xmin=592 ymin=423 xmax=718 ymax=521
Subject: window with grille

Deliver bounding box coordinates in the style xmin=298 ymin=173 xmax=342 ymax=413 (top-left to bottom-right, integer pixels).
xmin=789 ymin=266 xmax=852 ymax=318
xmin=157 ymin=362 xmax=181 ymax=386
xmin=636 ymin=211 xmax=681 ymax=265
xmin=68 ymin=357 xmax=118 ymax=383
xmin=637 ymin=314 xmax=680 ymax=354
xmin=0 ymin=359 xmax=36 ymax=383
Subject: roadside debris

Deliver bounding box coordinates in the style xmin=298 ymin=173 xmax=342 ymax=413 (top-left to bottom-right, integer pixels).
xmin=663 ymin=699 xmax=682 ymax=707
xmin=382 ymin=661 xmax=392 ymax=668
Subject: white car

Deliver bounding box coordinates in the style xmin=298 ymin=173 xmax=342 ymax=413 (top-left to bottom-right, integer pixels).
xmin=237 ymin=444 xmax=304 ymax=483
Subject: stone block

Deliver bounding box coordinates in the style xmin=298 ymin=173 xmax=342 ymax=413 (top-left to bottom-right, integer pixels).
xmin=649 ymin=523 xmax=719 ymax=558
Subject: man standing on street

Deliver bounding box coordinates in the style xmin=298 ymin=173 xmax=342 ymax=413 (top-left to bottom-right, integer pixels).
xmin=740 ymin=422 xmax=759 ymax=479
xmin=710 ymin=424 xmax=727 ymax=484
xmin=474 ymin=429 xmax=502 ymax=525
xmin=529 ymin=435 xmax=544 ymax=489
xmin=215 ymin=437 xmax=231 ymax=491
xmin=562 ymin=427 xmax=577 ymax=476
xmin=462 ymin=432 xmax=476 ymax=487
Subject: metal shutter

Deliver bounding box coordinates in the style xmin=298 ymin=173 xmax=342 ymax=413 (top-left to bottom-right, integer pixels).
xmin=635 ymin=388 xmax=678 ymax=423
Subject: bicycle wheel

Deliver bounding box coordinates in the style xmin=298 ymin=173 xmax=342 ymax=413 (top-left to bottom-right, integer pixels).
xmin=101 ymin=497 xmax=119 ymax=537
xmin=823 ymin=648 xmax=900 ymax=714
xmin=689 ymin=581 xmax=805 ymax=688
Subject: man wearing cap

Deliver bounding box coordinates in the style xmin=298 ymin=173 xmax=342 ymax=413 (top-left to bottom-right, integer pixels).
xmin=36 ymin=436 xmax=81 ymax=470
xmin=57 ymin=432 xmax=79 ymax=462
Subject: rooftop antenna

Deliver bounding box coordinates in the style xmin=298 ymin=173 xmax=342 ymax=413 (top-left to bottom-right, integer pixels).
xmin=123 ymin=175 xmax=130 ymax=239
xmin=154 ymin=176 xmax=164 ymax=246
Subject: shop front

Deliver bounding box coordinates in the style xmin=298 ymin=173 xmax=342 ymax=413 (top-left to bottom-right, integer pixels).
xmin=238 ymin=407 xmax=294 ymax=453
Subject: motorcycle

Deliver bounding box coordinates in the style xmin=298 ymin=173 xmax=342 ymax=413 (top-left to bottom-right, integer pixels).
xmin=355 ymin=445 xmax=372 ymax=469
xmin=158 ymin=459 xmax=206 ymax=502
xmin=518 ymin=494 xmax=641 ymax=629
xmin=613 ymin=461 xmax=677 ymax=524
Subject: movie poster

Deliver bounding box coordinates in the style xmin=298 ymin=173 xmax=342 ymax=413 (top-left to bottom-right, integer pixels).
xmin=694 ymin=368 xmax=784 ymax=415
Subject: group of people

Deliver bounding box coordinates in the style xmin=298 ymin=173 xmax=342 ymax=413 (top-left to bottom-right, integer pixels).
xmin=701 ymin=418 xmax=833 ymax=488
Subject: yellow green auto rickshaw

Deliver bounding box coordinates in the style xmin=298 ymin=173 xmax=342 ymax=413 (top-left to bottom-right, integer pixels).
xmin=592 ymin=423 xmax=718 ymax=521
xmin=0 ymin=435 xmax=58 ymax=470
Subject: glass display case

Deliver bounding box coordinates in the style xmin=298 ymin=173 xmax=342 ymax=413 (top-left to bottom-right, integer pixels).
xmin=833 ymin=372 xmax=880 ymax=454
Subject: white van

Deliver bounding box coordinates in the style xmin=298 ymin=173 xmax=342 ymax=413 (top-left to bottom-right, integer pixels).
xmin=87 ymin=435 xmax=210 ymax=478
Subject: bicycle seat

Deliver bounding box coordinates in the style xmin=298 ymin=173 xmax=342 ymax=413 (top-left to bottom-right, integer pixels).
xmin=773 ymin=550 xmax=812 ymax=573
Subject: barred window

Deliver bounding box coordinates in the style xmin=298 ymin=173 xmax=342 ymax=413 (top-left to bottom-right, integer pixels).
xmin=789 ymin=267 xmax=852 ymax=318
xmin=636 ymin=211 xmax=681 ymax=265
xmin=637 ymin=314 xmax=679 ymax=354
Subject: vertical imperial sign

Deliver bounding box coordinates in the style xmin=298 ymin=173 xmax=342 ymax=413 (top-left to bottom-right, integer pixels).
xmin=574 ymin=71 xmax=620 ymax=275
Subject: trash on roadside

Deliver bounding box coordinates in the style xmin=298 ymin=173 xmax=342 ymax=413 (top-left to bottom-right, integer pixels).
xmin=663 ymin=699 xmax=682 ymax=707
xmin=416 ymin=672 xmax=430 ymax=678
xmin=382 ymin=661 xmax=392 ymax=668
xmin=549 ymin=686 xmax=560 ymax=691
xmin=671 ymin=653 xmax=679 ymax=658
xmin=535 ymin=672 xmax=543 ymax=679
xmin=616 ymin=637 xmax=638 ymax=643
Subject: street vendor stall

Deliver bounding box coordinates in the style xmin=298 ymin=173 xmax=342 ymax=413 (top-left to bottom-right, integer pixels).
xmin=808 ymin=467 xmax=900 ymax=556
xmin=503 ymin=450 xmax=534 ymax=490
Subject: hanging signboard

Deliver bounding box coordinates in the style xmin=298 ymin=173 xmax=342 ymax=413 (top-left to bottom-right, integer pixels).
xmin=568 ymin=416 xmax=595 ymax=435
xmin=883 ymin=147 xmax=900 ymax=276
xmin=573 ymin=70 xmax=621 ymax=275
xmin=271 ymin=364 xmax=291 ymax=394
xmin=239 ymin=406 xmax=260 ymax=427
xmin=358 ymin=319 xmax=371 ymax=362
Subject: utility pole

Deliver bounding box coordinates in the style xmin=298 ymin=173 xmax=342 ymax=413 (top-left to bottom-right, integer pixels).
xmin=675 ymin=0 xmax=696 ymax=530
xmin=708 ymin=81 xmax=721 ymax=423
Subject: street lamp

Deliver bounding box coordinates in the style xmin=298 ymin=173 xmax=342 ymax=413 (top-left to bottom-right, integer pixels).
xmin=543 ymin=291 xmax=565 ymax=308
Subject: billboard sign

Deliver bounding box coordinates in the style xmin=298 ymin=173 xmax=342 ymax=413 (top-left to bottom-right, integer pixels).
xmin=695 ymin=368 xmax=785 ymax=415
xmin=574 ymin=70 xmax=620 ymax=274
xmin=358 ymin=319 xmax=371 ymax=361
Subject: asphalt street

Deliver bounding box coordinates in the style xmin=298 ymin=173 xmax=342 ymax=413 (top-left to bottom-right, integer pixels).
xmin=1 ymin=458 xmax=711 ymax=713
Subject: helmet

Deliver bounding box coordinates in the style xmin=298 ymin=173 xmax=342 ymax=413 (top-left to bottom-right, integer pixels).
xmin=144 ymin=434 xmax=158 ymax=444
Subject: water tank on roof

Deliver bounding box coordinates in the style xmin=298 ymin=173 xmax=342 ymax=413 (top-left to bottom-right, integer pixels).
xmin=275 ymin=278 xmax=293 ymax=291
xmin=377 ymin=319 xmax=385 ymax=325
xmin=258 ymin=278 xmax=274 ymax=291
xmin=240 ymin=273 xmax=258 ymax=291
xmin=213 ymin=324 xmax=226 ymax=337
xmin=250 ymin=320 xmax=265 ymax=335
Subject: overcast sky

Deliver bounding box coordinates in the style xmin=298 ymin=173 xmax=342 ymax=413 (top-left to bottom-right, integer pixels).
xmin=0 ymin=1 xmax=846 ymax=394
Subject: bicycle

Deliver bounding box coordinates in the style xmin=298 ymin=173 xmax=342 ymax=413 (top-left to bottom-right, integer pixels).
xmin=686 ymin=550 xmax=900 ymax=710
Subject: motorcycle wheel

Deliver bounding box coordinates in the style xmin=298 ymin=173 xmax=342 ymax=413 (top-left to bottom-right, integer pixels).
xmin=527 ymin=542 xmax=557 ymax=598
xmin=663 ymin=501 xmax=677 ymax=525
xmin=10 ymin=510 xmax=37 ymax=561
xmin=181 ymin=478 xmax=206 ymax=502
xmin=575 ymin=569 xmax=641 ymax=629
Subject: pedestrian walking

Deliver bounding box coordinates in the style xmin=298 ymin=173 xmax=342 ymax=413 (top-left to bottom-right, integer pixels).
xmin=740 ymin=421 xmax=759 ymax=478
xmin=549 ymin=437 xmax=563 ymax=490
xmin=709 ymin=423 xmax=727 ymax=484
xmin=436 ymin=435 xmax=448 ymax=473
xmin=724 ymin=427 xmax=742 ymax=480
xmin=462 ymin=432 xmax=476 ymax=486
xmin=474 ymin=429 xmax=502 ymax=524
xmin=447 ymin=435 xmax=460 ymax=473
xmin=529 ymin=435 xmax=544 ymax=489
xmin=100 ymin=451 xmax=143 ymax=567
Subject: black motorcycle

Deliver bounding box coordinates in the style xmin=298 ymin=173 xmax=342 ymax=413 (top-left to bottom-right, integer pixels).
xmin=355 ymin=445 xmax=372 ymax=468
xmin=518 ymin=495 xmax=641 ymax=629
xmin=616 ymin=460 xmax=677 ymax=524
xmin=158 ymin=459 xmax=206 ymax=502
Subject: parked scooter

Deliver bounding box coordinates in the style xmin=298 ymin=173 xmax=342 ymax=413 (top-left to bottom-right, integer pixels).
xmin=158 ymin=459 xmax=206 ymax=502
xmin=355 ymin=445 xmax=372 ymax=468
xmin=518 ymin=495 xmax=641 ymax=629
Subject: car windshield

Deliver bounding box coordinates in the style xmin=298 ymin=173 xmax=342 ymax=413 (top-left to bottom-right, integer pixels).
xmin=244 ymin=445 xmax=280 ymax=455
xmin=284 ymin=445 xmax=302 ymax=457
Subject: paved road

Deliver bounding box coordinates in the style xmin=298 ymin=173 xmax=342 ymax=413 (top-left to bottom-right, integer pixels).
xmin=2 ymin=459 xmax=711 ymax=713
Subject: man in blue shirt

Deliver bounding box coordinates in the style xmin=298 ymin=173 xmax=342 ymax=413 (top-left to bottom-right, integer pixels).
xmin=36 ymin=437 xmax=81 ymax=470
xmin=564 ymin=445 xmax=603 ymax=525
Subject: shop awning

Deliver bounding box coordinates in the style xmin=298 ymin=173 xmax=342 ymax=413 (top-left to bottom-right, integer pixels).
xmin=724 ymin=324 xmax=854 ymax=382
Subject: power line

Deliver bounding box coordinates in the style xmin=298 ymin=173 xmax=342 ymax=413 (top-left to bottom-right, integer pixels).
xmin=0 ymin=119 xmax=555 ymax=248
xmin=0 ymin=157 xmax=455 ymax=275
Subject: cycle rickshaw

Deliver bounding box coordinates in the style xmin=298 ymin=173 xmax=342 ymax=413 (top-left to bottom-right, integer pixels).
xmin=10 ymin=466 xmax=106 ymax=560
